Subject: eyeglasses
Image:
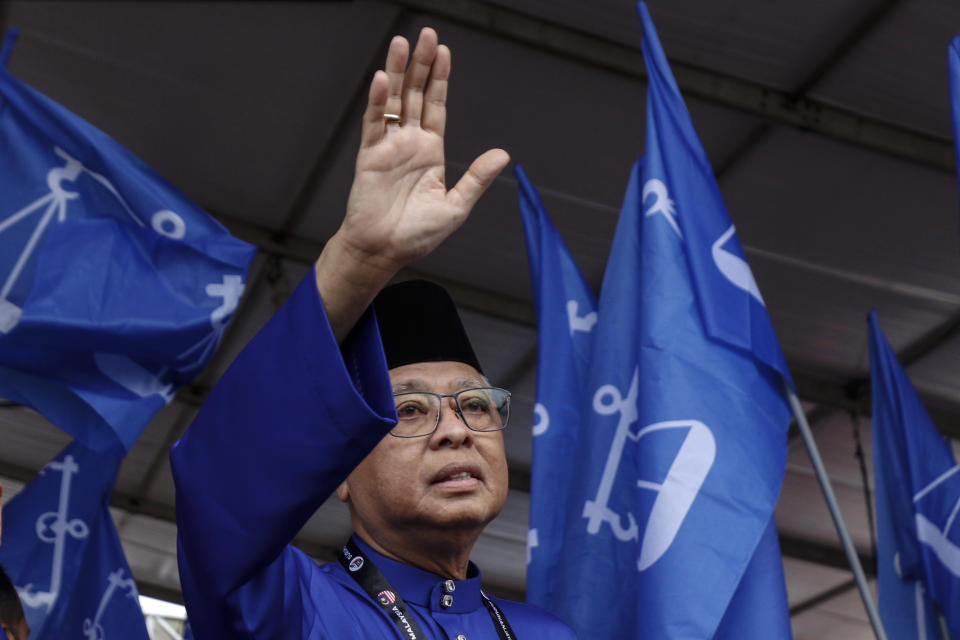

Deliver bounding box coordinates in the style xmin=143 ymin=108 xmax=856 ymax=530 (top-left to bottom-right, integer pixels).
xmin=390 ymin=387 xmax=511 ymax=438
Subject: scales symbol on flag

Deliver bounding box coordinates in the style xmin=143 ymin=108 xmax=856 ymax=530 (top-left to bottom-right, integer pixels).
xmin=526 ymin=528 xmax=539 ymax=565
xmin=711 ymin=225 xmax=764 ymax=305
xmin=566 ymin=299 xmax=597 ymax=336
xmin=82 ymin=568 xmax=139 ymax=640
xmin=0 ymin=146 xmax=188 ymax=335
xmin=641 ymin=177 xmax=763 ymax=308
xmin=643 ymin=179 xmax=681 ymax=238
xmin=0 ymin=145 xmax=243 ymax=402
xmin=92 ymin=272 xmax=245 ymax=405
xmin=17 ymin=454 xmax=90 ymax=612
xmin=912 ymin=464 xmax=960 ymax=577
xmin=531 ymin=403 xmax=549 ymax=437
xmin=582 ymin=368 xmax=716 ymax=571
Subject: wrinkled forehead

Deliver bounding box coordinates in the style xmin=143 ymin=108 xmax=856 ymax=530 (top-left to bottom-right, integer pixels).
xmin=388 ymin=361 xmax=487 ymax=393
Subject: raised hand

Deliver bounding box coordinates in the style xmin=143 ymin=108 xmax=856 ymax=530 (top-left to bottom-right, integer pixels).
xmin=316 ymin=27 xmax=509 ymax=340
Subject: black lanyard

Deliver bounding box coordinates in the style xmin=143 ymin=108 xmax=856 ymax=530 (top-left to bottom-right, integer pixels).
xmin=339 ymin=539 xmax=517 ymax=640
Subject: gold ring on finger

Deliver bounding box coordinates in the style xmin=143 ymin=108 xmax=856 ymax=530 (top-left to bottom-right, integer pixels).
xmin=384 ymin=113 xmax=401 ymax=125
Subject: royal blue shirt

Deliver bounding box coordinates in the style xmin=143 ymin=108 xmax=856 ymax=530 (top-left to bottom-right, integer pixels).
xmin=171 ymin=275 xmax=577 ymax=639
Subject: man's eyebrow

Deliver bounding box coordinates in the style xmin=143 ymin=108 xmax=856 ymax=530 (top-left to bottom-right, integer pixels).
xmin=455 ymin=378 xmax=488 ymax=389
xmin=392 ymin=379 xmax=428 ymax=393
xmin=392 ymin=377 xmax=490 ymax=393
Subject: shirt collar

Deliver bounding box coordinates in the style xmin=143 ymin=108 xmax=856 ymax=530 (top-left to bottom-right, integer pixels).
xmin=352 ymin=535 xmax=485 ymax=613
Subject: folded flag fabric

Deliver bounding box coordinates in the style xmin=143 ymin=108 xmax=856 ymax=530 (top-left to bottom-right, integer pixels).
xmin=521 ymin=4 xmax=793 ymax=637
xmin=0 ymin=441 xmax=150 ymax=639
xmin=0 ymin=30 xmax=255 ymax=453
xmin=869 ymin=311 xmax=960 ymax=638
xmin=517 ymin=164 xmax=599 ymax=610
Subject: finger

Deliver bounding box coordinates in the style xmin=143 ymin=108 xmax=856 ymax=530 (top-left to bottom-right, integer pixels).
xmin=448 ymin=148 xmax=510 ymax=215
xmin=383 ymin=35 xmax=409 ymax=124
xmin=360 ymin=70 xmax=390 ymax=148
xmin=421 ymin=44 xmax=450 ymax=136
xmin=401 ymin=27 xmax=438 ymax=127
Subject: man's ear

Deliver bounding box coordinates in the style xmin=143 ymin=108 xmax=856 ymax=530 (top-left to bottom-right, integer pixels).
xmin=336 ymin=481 xmax=350 ymax=502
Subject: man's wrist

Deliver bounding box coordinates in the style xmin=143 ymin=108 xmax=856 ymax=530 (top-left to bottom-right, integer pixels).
xmin=314 ymin=231 xmax=400 ymax=342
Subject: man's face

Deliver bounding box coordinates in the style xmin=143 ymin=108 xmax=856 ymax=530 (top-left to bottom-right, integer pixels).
xmin=339 ymin=360 xmax=509 ymax=538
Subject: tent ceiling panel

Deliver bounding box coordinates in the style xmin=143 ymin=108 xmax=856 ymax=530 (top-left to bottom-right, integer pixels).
xmin=753 ymin=258 xmax=950 ymax=377
xmin=811 ymin=0 xmax=960 ymax=140
xmin=506 ymin=355 xmax=537 ymax=401
xmin=484 ymin=0 xmax=879 ymax=92
xmin=502 ymin=394 xmax=535 ymax=472
xmin=116 ymin=513 xmax=182 ymax=596
xmin=776 ymin=469 xmax=873 ymax=552
xmin=422 ymin=14 xmax=649 ymax=208
xmin=459 ymin=308 xmax=537 ymax=384
xmin=720 ymin=127 xmax=960 ymax=297
xmin=0 ymin=406 xmax=69 ymax=474
xmin=4 ymin=1 xmax=402 ymax=224
xmin=298 ymin=497 xmax=354 ymax=550
xmin=140 ymin=453 xmax=177 ymax=509
xmin=791 ymin=605 xmax=874 ymax=640
xmin=782 ymin=556 xmax=858 ymax=607
xmin=901 ymin=331 xmax=960 ymax=405
xmin=787 ymin=410 xmax=874 ymax=492
xmin=804 ymin=578 xmax=874 ymax=624
xmin=412 ymin=14 xmax=769 ymax=201
xmin=114 ymin=400 xmax=196 ymax=499
xmin=291 ymin=15 xmax=769 ymax=301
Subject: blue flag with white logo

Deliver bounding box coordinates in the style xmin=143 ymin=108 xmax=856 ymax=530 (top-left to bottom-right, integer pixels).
xmin=518 ymin=164 xmax=598 ymax=609
xmin=0 ymin=441 xmax=150 ymax=640
xmin=869 ymin=311 xmax=960 ymax=639
xmin=0 ymin=30 xmax=255 ymax=453
xmin=520 ymin=4 xmax=792 ymax=637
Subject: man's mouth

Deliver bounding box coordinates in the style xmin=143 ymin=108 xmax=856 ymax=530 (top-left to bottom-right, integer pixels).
xmin=431 ymin=464 xmax=482 ymax=488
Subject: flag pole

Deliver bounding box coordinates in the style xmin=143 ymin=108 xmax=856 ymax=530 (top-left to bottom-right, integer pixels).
xmin=785 ymin=384 xmax=889 ymax=640
xmin=937 ymin=610 xmax=951 ymax=640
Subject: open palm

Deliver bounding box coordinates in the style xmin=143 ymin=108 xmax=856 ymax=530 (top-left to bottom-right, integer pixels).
xmin=338 ymin=28 xmax=509 ymax=273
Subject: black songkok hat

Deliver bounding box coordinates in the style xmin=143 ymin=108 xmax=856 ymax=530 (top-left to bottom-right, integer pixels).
xmin=373 ymin=279 xmax=483 ymax=374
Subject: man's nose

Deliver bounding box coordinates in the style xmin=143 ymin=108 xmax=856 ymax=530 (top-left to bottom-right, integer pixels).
xmin=430 ymin=396 xmax=472 ymax=448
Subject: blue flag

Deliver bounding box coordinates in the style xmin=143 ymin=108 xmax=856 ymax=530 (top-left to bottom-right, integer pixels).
xmin=0 ymin=442 xmax=150 ymax=639
xmin=869 ymin=311 xmax=960 ymax=639
xmin=520 ymin=3 xmax=792 ymax=637
xmin=518 ymin=164 xmax=598 ymax=609
xmin=0 ymin=30 xmax=255 ymax=453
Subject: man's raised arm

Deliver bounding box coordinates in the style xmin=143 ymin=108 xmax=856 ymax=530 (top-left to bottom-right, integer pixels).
xmin=315 ymin=27 xmax=509 ymax=341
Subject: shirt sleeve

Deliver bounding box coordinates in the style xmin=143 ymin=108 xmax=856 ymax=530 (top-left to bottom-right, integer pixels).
xmin=170 ymin=273 xmax=396 ymax=638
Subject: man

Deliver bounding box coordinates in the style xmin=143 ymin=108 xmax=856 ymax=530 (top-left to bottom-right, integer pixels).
xmin=0 ymin=486 xmax=28 ymax=640
xmin=171 ymin=27 xmax=577 ymax=639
